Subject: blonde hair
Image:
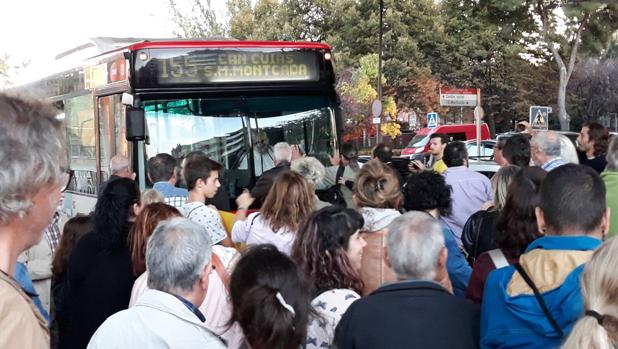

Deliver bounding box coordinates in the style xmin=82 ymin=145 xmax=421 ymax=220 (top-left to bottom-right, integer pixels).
xmin=353 ymin=159 xmax=402 ymax=209
xmin=261 ymin=171 xmax=315 ymax=233
xmin=491 ymin=165 xmax=520 ymax=211
xmin=141 ymin=189 xmax=165 ymax=207
xmin=290 ymin=157 xmax=325 ymax=188
xmin=561 ymin=237 xmax=618 ymax=349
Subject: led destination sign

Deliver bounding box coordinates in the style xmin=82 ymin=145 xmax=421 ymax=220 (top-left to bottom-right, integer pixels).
xmin=147 ymin=50 xmax=320 ymax=85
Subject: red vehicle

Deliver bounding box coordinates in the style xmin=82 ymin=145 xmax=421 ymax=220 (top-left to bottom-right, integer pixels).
xmin=401 ymin=123 xmax=490 ymax=158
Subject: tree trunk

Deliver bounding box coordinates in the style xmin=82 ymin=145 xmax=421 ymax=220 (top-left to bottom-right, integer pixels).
xmin=557 ymin=65 xmax=570 ymax=131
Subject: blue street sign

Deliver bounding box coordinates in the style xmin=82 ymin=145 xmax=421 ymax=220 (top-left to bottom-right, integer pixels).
xmin=529 ymin=106 xmax=551 ymax=131
xmin=427 ymin=112 xmax=439 ymax=128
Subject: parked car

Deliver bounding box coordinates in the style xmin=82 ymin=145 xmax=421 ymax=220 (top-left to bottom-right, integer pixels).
xmin=401 ymin=123 xmax=491 ymax=159
xmin=466 ymin=139 xmax=496 ymax=160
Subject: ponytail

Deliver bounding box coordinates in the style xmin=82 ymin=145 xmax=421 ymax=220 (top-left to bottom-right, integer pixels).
xmin=561 ymin=314 xmax=617 ymax=349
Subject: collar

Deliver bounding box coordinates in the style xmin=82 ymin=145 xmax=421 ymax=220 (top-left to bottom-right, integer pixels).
xmin=525 ymin=235 xmax=602 ymax=253
xmin=444 ymin=165 xmax=468 ymax=173
xmin=173 ymin=294 xmax=206 ymax=322
xmin=541 ymin=157 xmax=564 ymax=169
xmin=371 ymin=280 xmax=449 ymax=296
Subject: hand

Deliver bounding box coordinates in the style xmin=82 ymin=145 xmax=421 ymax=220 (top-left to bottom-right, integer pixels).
xmin=291 ymin=144 xmax=303 ymax=161
xmin=337 ymin=176 xmax=349 ymax=185
xmin=236 ymin=191 xmax=254 ymax=209
xmin=408 ymin=160 xmax=426 ymax=172
xmin=329 ymin=150 xmax=341 ymax=166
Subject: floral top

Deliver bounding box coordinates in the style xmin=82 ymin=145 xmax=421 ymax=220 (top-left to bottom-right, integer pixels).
xmin=306 ymin=289 xmax=360 ymax=349
xmin=180 ymin=202 xmax=228 ymax=245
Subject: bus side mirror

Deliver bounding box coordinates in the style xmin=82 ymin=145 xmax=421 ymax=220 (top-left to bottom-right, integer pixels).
xmin=126 ymin=107 xmax=146 ymax=141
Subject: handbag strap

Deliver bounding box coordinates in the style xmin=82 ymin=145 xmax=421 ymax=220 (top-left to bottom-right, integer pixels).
xmin=514 ymin=263 xmax=564 ymax=338
xmin=335 ymin=165 xmax=346 ymax=187
xmin=211 ymin=253 xmax=230 ymax=290
xmin=488 ymin=249 xmax=509 ymax=269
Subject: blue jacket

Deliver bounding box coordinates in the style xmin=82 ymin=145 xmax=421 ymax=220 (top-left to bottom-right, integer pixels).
xmin=442 ymin=223 xmax=472 ymax=297
xmin=14 ymin=262 xmax=49 ymax=322
xmin=480 ymin=235 xmax=601 ymax=349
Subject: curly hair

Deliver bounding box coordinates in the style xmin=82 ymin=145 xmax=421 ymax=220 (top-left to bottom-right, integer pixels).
xmin=128 ymin=203 xmax=181 ymax=276
xmin=354 ymin=160 xmax=402 ymax=209
xmin=494 ymin=167 xmax=546 ymax=259
xmin=290 ymin=156 xmax=325 ymax=188
xmin=94 ymin=178 xmax=141 ymax=250
xmin=261 ymin=171 xmax=315 ymax=233
xmin=291 ymin=206 xmax=365 ymax=295
xmin=583 ymin=122 xmax=610 ymax=157
xmin=402 ymin=171 xmax=452 ymax=216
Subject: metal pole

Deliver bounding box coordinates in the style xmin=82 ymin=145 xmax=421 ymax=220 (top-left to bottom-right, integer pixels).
xmin=377 ymin=0 xmax=383 ymax=144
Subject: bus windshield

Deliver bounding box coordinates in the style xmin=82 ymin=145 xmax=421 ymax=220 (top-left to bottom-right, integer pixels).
xmin=143 ymin=94 xmax=335 ymax=198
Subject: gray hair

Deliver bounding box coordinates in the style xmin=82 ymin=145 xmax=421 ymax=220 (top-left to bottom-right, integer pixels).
xmin=558 ymin=135 xmax=579 ymax=165
xmin=386 ymin=211 xmax=445 ymax=281
xmin=0 ymin=93 xmax=67 ymax=224
xmin=491 ymin=165 xmax=520 ymax=211
xmin=606 ymin=136 xmax=618 ymax=171
xmin=146 ymin=217 xmax=213 ymax=294
xmin=110 ymin=155 xmax=130 ymax=174
xmin=531 ymin=131 xmax=561 ymax=157
xmin=273 ymin=142 xmax=292 ymax=163
xmin=291 ymin=156 xmax=325 ymax=188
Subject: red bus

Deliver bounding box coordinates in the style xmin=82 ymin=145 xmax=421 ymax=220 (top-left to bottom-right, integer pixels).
xmin=20 ymin=38 xmax=341 ymax=216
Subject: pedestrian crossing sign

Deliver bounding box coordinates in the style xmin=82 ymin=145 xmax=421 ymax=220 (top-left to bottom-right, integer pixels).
xmin=529 ymin=106 xmax=551 ymax=131
xmin=427 ymin=112 xmax=439 ymax=128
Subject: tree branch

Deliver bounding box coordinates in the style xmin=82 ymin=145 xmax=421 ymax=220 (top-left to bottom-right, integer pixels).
xmin=538 ymin=1 xmax=565 ymax=69
xmin=566 ymin=13 xmax=590 ymax=82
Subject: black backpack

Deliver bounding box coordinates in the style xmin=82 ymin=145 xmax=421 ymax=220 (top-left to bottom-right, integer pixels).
xmin=315 ymin=165 xmax=347 ymax=207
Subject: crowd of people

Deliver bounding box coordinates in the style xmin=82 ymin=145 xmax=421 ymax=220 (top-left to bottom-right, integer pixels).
xmin=1 ymin=91 xmax=617 ymax=349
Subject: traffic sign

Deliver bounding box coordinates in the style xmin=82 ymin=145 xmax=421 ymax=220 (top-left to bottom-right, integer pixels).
xmin=529 ymin=106 xmax=551 ymax=131
xmin=371 ymin=99 xmax=382 ymax=117
xmin=372 ymin=117 xmax=381 ymax=124
xmin=440 ymin=87 xmax=478 ymax=107
xmin=427 ymin=112 xmax=439 ymax=128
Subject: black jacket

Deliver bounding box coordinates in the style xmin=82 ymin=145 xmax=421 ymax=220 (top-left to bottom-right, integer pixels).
xmin=334 ymin=281 xmax=480 ymax=349
xmin=462 ymin=209 xmax=499 ymax=261
xmin=250 ymin=161 xmax=291 ymax=208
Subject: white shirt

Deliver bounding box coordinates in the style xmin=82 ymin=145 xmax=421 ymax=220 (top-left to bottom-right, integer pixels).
xmin=231 ymin=212 xmax=295 ymax=255
xmin=306 ymin=289 xmax=360 ymax=349
xmin=180 ymin=202 xmax=228 ymax=245
xmin=87 ymin=289 xmax=226 ymax=349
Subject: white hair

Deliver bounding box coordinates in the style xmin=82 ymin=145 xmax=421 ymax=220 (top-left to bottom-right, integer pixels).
xmin=273 ymin=142 xmax=292 ymax=163
xmin=532 ymin=131 xmax=562 ymax=157
xmin=0 ymin=93 xmax=67 ymax=224
xmin=386 ymin=211 xmax=445 ymax=281
xmin=110 ymin=155 xmax=130 ymax=174
xmin=558 ymin=135 xmax=579 ymax=165
xmin=290 ymin=157 xmax=325 ymax=188
xmin=146 ymin=217 xmax=213 ymax=294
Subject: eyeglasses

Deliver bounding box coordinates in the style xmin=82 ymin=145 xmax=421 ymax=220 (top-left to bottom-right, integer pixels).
xmin=59 ymin=169 xmax=74 ymax=192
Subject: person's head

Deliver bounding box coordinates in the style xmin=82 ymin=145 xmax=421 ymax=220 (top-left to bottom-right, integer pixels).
xmin=561 ymin=237 xmax=618 ymax=349
xmin=402 ymin=171 xmax=451 ymax=217
xmin=353 ymin=159 xmax=402 ymax=209
xmin=502 ymin=134 xmax=531 ymax=167
xmin=559 ymin=134 xmax=580 ymax=164
xmin=147 ymin=153 xmax=178 ymax=184
xmin=491 ymin=165 xmax=520 ymax=211
xmin=495 ymin=167 xmax=546 ymax=259
xmin=52 ymin=214 xmax=93 ymax=280
xmin=140 ymin=189 xmax=165 ymax=206
xmin=578 ymin=122 xmax=610 ymax=156
xmin=292 ymin=207 xmax=366 ymax=295
xmin=340 ymin=143 xmax=359 ymax=170
xmin=429 ymin=133 xmax=449 ymax=158
xmin=605 ymin=136 xmax=618 ymax=171
xmin=147 ymin=217 xmax=213 ymax=302
xmin=94 ymin=177 xmax=141 ymax=250
xmin=129 ymin=203 xmax=182 ymax=276
xmin=537 ymin=164 xmax=609 ymax=237
xmin=273 ymin=142 xmax=292 ymax=165
xmin=230 ymin=244 xmax=312 ymax=349
xmin=261 ymin=171 xmax=314 ymax=233
xmin=184 ymin=156 xmax=223 ymax=199
xmin=386 ymin=212 xmax=447 ymax=282
xmin=290 ymin=157 xmax=325 ymax=189
xmin=110 ymin=155 xmax=133 ymax=178
xmin=372 ymin=143 xmax=393 ymax=164
xmin=0 ymin=93 xmax=67 ymax=256
xmin=494 ymin=136 xmax=509 ymax=167
xmin=442 ymin=141 xmax=468 ymax=167
xmin=531 ymin=131 xmax=562 ymax=166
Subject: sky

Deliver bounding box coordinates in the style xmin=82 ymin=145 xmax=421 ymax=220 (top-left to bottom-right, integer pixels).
xmin=0 ymin=0 xmax=228 ymax=85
